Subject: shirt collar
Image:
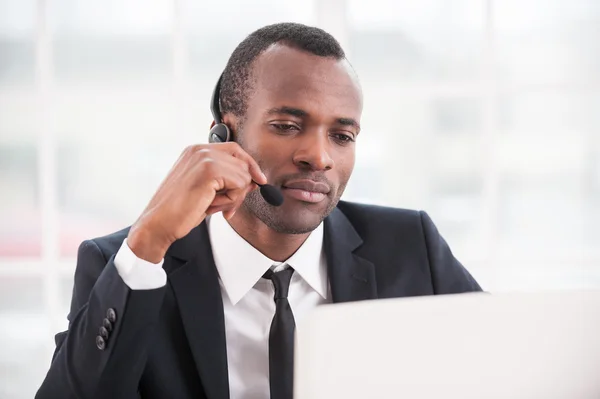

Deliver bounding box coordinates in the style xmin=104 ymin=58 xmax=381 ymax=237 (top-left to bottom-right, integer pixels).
xmin=207 ymin=212 xmax=327 ymax=305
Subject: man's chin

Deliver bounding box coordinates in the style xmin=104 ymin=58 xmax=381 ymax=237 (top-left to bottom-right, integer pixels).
xmin=242 ymin=190 xmax=336 ymax=234
xmin=270 ymin=221 xmax=321 ymax=235
xmin=264 ymin=209 xmax=326 ymax=235
xmin=261 ymin=205 xmax=318 ymax=231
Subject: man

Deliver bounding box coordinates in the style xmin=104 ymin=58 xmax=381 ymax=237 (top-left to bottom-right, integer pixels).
xmin=36 ymin=23 xmax=481 ymax=399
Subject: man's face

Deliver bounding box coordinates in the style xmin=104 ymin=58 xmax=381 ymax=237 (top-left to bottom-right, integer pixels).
xmin=231 ymin=44 xmax=363 ymax=234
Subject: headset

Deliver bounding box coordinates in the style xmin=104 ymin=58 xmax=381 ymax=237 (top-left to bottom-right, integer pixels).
xmin=208 ymin=73 xmax=231 ymax=144
xmin=206 ymin=72 xmax=284 ymax=206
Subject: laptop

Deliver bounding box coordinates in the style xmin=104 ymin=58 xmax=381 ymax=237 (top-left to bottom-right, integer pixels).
xmin=294 ymin=291 xmax=600 ymax=399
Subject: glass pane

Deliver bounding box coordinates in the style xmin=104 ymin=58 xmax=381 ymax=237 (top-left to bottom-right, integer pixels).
xmin=0 ymin=141 xmax=40 ymax=257
xmin=429 ymin=172 xmax=485 ymax=257
xmin=0 ymin=276 xmax=44 ymax=312
xmin=495 ymin=0 xmax=600 ymax=84
xmin=59 ymin=274 xmax=74 ymax=314
xmin=348 ymin=0 xmax=484 ymax=84
xmin=497 ymin=91 xmax=598 ymax=133
xmin=49 ymin=0 xmax=173 ymax=84
xmin=428 ymin=97 xmax=486 ymax=246
xmin=498 ymin=175 xmax=593 ymax=253
xmin=55 ymin=90 xmax=186 ymax=257
xmin=342 ymin=133 xmax=386 ymax=205
xmin=0 ymin=276 xmax=51 ymax=399
xmin=347 ymin=83 xmax=485 ymax=258
xmin=496 ymin=91 xmax=600 ymax=254
xmin=0 ymin=84 xmax=40 ymax=257
xmin=183 ymin=0 xmax=315 ymax=35
xmin=183 ymin=0 xmax=316 ymax=112
xmin=0 ymin=0 xmax=36 ymax=86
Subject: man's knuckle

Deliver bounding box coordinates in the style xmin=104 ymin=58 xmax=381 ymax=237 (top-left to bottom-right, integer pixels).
xmin=196 ymin=147 xmax=211 ymax=156
xmin=200 ymin=157 xmax=217 ymax=173
xmin=183 ymin=144 xmax=206 ymax=157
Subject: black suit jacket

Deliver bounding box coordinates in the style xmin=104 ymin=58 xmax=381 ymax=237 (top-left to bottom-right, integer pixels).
xmin=36 ymin=201 xmax=481 ymax=399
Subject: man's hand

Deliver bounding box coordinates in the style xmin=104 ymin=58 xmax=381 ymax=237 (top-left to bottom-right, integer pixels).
xmin=127 ymin=142 xmax=267 ymax=263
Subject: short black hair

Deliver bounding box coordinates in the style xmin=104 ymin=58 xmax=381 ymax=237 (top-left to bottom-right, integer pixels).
xmin=220 ymin=22 xmax=346 ymax=119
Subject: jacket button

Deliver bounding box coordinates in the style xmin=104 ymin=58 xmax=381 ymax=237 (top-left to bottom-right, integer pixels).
xmin=99 ymin=326 xmax=109 ymax=340
xmin=107 ymin=308 xmax=117 ymax=323
xmin=103 ymin=318 xmax=113 ymax=332
xmin=96 ymin=335 xmax=106 ymax=351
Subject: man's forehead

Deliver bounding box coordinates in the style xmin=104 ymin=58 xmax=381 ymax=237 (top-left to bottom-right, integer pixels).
xmin=254 ymin=44 xmax=359 ymax=91
xmin=251 ymin=44 xmax=362 ymax=111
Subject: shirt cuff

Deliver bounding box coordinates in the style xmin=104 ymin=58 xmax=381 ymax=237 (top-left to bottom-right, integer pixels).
xmin=114 ymin=237 xmax=167 ymax=290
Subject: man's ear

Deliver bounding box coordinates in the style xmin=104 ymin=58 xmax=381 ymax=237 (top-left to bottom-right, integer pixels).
xmin=221 ymin=114 xmax=239 ymax=140
xmin=221 ymin=113 xmax=237 ymax=128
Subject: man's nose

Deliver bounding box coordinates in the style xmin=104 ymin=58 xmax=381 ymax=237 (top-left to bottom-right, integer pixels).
xmin=292 ymin=131 xmax=334 ymax=171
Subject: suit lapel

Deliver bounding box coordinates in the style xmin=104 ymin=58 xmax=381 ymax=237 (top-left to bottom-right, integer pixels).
xmin=160 ymin=207 xmax=374 ymax=398
xmin=324 ymin=208 xmax=378 ymax=303
xmin=166 ymin=222 xmax=230 ymax=399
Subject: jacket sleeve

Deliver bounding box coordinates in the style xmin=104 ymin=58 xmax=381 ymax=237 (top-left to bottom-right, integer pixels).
xmin=419 ymin=211 xmax=483 ymax=294
xmin=36 ymin=239 xmax=167 ymax=399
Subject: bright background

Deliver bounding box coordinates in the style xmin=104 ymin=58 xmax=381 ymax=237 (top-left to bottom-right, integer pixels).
xmin=0 ymin=0 xmax=599 ymax=397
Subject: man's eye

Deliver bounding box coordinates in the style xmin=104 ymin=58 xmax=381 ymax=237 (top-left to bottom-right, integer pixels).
xmin=272 ymin=124 xmax=299 ymax=132
xmin=332 ymin=133 xmax=355 ymax=144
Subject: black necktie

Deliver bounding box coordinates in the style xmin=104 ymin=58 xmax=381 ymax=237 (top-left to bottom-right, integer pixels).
xmin=263 ymin=267 xmax=295 ymax=399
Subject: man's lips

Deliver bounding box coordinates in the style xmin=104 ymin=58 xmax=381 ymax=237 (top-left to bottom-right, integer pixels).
xmin=281 ymin=179 xmax=331 ymax=203
xmin=282 ymin=180 xmax=331 ymax=194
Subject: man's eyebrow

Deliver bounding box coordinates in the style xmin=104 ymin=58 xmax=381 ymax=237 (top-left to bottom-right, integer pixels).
xmin=266 ymin=106 xmax=361 ymax=132
xmin=266 ymin=106 xmax=308 ymax=118
xmin=337 ymin=118 xmax=361 ymax=132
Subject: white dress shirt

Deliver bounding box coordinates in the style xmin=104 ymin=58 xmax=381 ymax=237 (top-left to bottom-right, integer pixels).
xmin=113 ymin=212 xmax=330 ymax=399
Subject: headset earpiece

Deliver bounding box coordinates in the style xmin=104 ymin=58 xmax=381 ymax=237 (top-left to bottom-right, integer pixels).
xmin=208 ymin=73 xmax=232 ymax=143
xmin=206 ymin=71 xmax=284 ymax=206
xmin=208 ymin=123 xmax=231 ymax=143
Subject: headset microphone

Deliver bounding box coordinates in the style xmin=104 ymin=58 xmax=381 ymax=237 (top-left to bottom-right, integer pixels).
xmin=208 ymin=74 xmax=284 ymax=207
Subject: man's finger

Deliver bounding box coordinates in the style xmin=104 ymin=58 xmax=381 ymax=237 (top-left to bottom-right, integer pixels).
xmin=223 ymin=143 xmax=268 ymax=186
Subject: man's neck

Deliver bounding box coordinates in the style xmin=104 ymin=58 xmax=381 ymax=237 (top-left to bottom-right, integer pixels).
xmin=226 ymin=212 xmax=310 ymax=262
